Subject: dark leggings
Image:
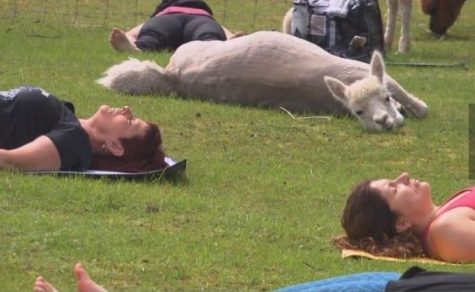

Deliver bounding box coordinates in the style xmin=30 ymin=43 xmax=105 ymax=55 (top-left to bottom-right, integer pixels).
xmin=135 ymin=13 xmax=226 ymax=51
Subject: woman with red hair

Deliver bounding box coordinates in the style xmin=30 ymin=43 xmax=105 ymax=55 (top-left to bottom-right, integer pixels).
xmin=0 ymin=86 xmax=167 ymax=172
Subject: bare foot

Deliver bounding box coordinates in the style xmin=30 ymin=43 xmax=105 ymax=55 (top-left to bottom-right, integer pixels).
xmin=33 ymin=276 xmax=59 ymax=292
xmin=75 ymin=263 xmax=108 ymax=292
xmin=110 ymin=28 xmax=140 ymax=53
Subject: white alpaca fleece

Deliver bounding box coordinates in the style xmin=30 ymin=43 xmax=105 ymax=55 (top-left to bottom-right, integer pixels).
xmin=346 ymin=75 xmax=383 ymax=104
xmin=98 ymin=58 xmax=174 ymax=95
xmin=98 ymin=31 xmax=427 ymax=128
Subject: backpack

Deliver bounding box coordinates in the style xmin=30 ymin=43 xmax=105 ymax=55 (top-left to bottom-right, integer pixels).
xmin=290 ymin=0 xmax=384 ymax=62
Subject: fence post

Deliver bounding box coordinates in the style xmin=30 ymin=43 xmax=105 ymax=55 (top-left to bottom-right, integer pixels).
xmin=42 ymin=0 xmax=48 ymax=23
xmin=222 ymin=0 xmax=228 ymax=26
xmin=135 ymin=0 xmax=139 ymax=26
xmin=253 ymin=0 xmax=259 ymax=30
xmin=13 ymin=0 xmax=17 ymax=18
xmin=74 ymin=0 xmax=79 ymax=25
xmin=103 ymin=0 xmax=109 ymax=27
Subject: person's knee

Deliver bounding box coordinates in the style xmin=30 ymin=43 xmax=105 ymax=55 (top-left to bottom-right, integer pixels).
xmin=190 ymin=25 xmax=226 ymax=41
xmin=196 ymin=32 xmax=226 ymax=41
xmin=136 ymin=16 xmax=178 ymax=51
xmin=185 ymin=16 xmax=226 ymax=42
xmin=135 ymin=33 xmax=167 ymax=51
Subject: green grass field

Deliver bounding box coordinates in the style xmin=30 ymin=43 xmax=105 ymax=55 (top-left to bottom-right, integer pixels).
xmin=0 ymin=1 xmax=474 ymax=291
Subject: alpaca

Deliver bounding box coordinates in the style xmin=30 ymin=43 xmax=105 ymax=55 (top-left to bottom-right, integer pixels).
xmin=97 ymin=31 xmax=427 ymax=132
xmin=385 ymin=0 xmax=466 ymax=53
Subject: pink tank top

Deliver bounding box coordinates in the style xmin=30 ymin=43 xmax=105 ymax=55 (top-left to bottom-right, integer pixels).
xmin=155 ymin=6 xmax=211 ymax=17
xmin=423 ymin=186 xmax=475 ymax=243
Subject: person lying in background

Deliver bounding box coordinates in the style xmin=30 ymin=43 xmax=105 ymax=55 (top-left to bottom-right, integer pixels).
xmin=335 ymin=172 xmax=475 ymax=263
xmin=109 ymin=0 xmax=244 ymax=53
xmin=0 ymin=86 xmax=167 ymax=172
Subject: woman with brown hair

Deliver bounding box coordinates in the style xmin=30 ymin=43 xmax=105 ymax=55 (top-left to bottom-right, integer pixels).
xmin=335 ymin=172 xmax=475 ymax=263
xmin=0 ymin=86 xmax=167 ymax=172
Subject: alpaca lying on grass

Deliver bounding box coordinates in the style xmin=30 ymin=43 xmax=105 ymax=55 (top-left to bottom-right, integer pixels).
xmin=97 ymin=31 xmax=427 ymax=132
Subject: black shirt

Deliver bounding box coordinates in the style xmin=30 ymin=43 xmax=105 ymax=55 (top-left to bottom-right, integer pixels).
xmin=386 ymin=266 xmax=475 ymax=292
xmin=0 ymin=87 xmax=92 ymax=170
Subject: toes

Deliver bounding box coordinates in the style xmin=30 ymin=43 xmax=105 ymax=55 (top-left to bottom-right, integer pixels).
xmin=74 ymin=263 xmax=91 ymax=282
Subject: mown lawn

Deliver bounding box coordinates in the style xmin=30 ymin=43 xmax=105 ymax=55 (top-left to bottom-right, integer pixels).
xmin=0 ymin=1 xmax=474 ymax=291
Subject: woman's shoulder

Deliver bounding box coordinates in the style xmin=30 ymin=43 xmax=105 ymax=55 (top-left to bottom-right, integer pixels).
xmin=431 ymin=207 xmax=473 ymax=229
xmin=428 ymin=208 xmax=475 ymax=262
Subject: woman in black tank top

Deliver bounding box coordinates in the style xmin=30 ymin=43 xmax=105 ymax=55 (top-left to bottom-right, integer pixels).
xmin=108 ymin=0 xmax=244 ymax=53
xmin=0 ymin=86 xmax=167 ymax=172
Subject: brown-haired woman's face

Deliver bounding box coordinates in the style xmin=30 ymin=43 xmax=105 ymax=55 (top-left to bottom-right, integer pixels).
xmin=370 ymin=172 xmax=433 ymax=220
xmin=95 ymin=105 xmax=149 ymax=140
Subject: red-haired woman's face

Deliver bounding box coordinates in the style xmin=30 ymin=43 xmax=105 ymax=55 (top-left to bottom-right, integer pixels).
xmin=370 ymin=172 xmax=433 ymax=220
xmin=94 ymin=105 xmax=149 ymax=140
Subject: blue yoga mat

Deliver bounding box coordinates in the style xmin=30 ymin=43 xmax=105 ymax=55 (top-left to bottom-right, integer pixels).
xmin=276 ymin=272 xmax=401 ymax=292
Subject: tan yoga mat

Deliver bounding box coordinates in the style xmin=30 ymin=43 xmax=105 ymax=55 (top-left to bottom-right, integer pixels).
xmin=342 ymin=249 xmax=467 ymax=266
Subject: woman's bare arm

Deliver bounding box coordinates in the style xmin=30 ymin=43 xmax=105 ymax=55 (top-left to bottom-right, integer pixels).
xmin=0 ymin=136 xmax=61 ymax=171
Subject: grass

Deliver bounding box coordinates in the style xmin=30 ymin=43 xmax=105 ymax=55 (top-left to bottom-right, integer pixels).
xmin=0 ymin=1 xmax=475 ymax=291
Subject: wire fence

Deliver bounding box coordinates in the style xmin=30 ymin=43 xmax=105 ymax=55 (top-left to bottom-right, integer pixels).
xmin=0 ymin=0 xmax=291 ymax=31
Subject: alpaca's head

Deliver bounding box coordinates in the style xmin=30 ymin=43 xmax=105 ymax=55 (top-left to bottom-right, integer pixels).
xmin=324 ymin=52 xmax=404 ymax=132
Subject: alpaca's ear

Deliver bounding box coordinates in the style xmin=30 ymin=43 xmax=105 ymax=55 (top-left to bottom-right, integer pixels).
xmin=370 ymin=51 xmax=385 ymax=84
xmin=324 ymin=76 xmax=348 ymax=103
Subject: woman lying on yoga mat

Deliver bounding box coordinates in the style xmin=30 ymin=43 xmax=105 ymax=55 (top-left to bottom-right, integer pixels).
xmin=109 ymin=0 xmax=244 ymax=53
xmin=335 ymin=172 xmax=475 ymax=263
xmin=0 ymin=86 xmax=167 ymax=172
